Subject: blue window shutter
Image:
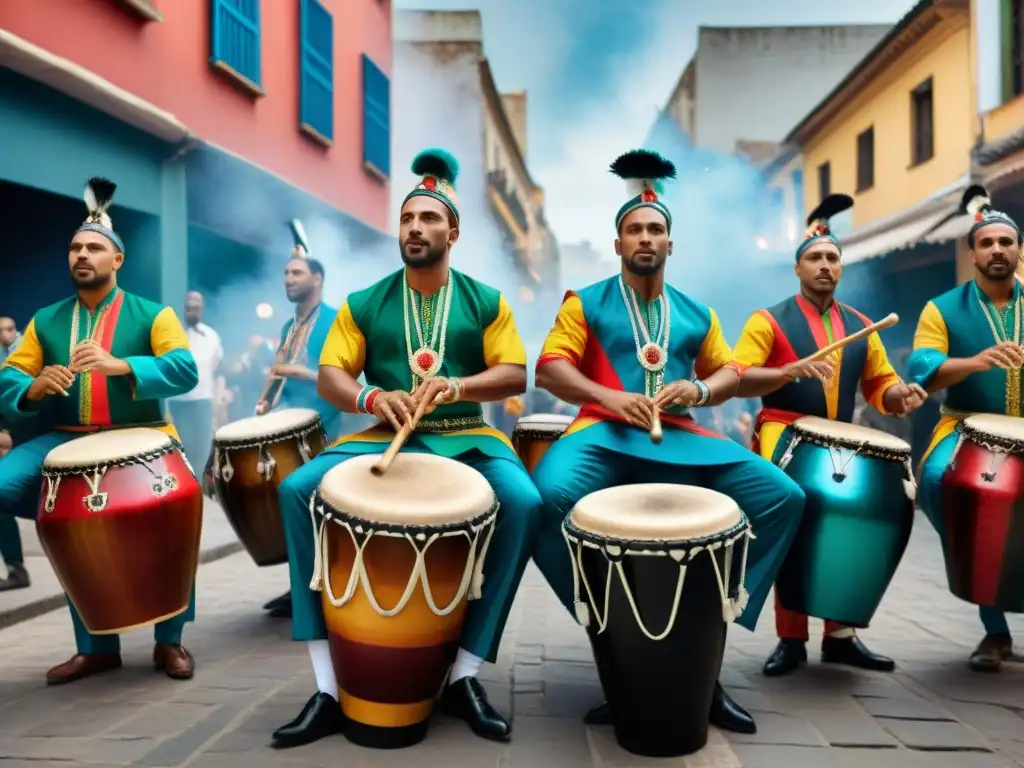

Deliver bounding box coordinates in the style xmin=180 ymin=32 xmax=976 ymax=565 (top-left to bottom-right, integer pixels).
xmin=362 ymin=54 xmax=390 ymax=179
xmin=299 ymin=0 xmax=333 ymax=141
xmin=210 ymin=0 xmax=262 ymax=88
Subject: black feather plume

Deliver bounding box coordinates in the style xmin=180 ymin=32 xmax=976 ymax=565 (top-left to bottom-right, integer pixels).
xmin=805 ymin=193 xmax=853 ymax=227
xmin=959 ymin=184 xmax=989 ymax=214
xmin=86 ymin=177 xmax=117 ymax=212
xmin=609 ymin=150 xmax=677 ymax=181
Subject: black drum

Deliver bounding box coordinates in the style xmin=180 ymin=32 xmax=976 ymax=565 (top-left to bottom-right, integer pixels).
xmin=562 ymin=483 xmax=751 ymax=758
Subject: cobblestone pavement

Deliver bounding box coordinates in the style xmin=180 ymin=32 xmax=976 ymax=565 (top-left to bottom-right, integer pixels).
xmin=0 ymin=511 xmax=1020 ymax=767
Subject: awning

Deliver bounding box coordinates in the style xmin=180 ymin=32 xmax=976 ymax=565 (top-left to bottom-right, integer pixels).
xmin=841 ymin=209 xmax=949 ymax=263
xmin=921 ymin=213 xmax=973 ymax=244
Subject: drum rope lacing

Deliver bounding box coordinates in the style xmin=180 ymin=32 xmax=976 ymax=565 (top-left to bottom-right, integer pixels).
xmin=307 ymin=495 xmax=497 ymax=617
xmin=949 ymin=425 xmax=1024 ymax=482
xmin=213 ymin=424 xmax=323 ymax=484
xmin=42 ymin=444 xmax=183 ymax=514
xmin=777 ymin=431 xmax=917 ymax=499
xmin=563 ymin=525 xmax=753 ymax=641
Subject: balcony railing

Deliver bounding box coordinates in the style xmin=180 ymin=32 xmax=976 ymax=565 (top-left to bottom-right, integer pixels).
xmin=487 ymin=170 xmax=529 ymax=233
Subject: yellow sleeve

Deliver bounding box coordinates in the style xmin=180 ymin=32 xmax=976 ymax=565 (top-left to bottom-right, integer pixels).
xmin=319 ymin=303 xmax=366 ymax=377
xmin=2 ymin=319 xmax=44 ymax=378
xmin=150 ymin=307 xmax=191 ymax=355
xmin=861 ymin=332 xmax=903 ymax=413
xmin=912 ymin=301 xmax=949 ymax=354
xmin=732 ymin=312 xmax=775 ymax=368
xmin=695 ymin=307 xmax=745 ymax=379
xmin=482 ymin=294 xmax=527 ymax=367
xmin=538 ymin=294 xmax=588 ymax=367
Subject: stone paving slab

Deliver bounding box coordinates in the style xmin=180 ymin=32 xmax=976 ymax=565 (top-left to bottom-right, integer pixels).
xmin=0 ymin=510 xmax=1021 ymax=766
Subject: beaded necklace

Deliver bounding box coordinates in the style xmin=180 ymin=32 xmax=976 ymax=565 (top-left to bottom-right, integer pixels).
xmin=617 ymin=275 xmax=670 ymax=397
xmin=403 ymin=270 xmax=454 ymax=389
xmin=976 ymin=281 xmax=1023 ymax=416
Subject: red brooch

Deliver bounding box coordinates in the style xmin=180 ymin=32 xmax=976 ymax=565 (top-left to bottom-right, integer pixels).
xmin=641 ymin=188 xmax=657 ymax=203
xmin=423 ymin=176 xmax=437 ymax=192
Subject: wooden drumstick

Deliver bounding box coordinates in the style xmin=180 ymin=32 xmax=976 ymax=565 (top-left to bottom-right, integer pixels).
xmin=803 ymin=313 xmax=899 ymax=363
xmin=650 ymin=409 xmax=663 ymax=443
xmin=370 ymin=395 xmax=433 ymax=477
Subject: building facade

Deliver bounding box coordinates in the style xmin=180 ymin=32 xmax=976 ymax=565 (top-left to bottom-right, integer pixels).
xmin=0 ymin=0 xmax=391 ymax=344
xmin=664 ymin=24 xmax=891 ymax=153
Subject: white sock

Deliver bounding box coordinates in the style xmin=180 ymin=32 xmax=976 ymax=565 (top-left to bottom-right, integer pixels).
xmin=450 ymin=647 xmax=484 ymax=683
xmin=308 ymin=640 xmax=339 ymax=700
xmin=827 ymin=626 xmax=856 ymax=639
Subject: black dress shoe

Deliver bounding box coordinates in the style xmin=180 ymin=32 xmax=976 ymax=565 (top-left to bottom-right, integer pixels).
xmin=264 ymin=592 xmax=291 ymax=613
xmin=762 ymin=638 xmax=807 ymax=677
xmin=0 ymin=563 xmax=30 ymax=592
xmin=968 ymin=633 xmax=1013 ymax=672
xmin=583 ymin=700 xmax=611 ymax=725
xmin=271 ymin=691 xmax=345 ymax=748
xmin=440 ymin=677 xmax=511 ymax=742
xmin=822 ymin=635 xmax=895 ymax=672
xmin=709 ymin=681 xmax=756 ymax=734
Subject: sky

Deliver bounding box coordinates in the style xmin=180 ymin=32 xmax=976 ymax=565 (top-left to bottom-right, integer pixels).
xmin=394 ymin=0 xmax=917 ymax=253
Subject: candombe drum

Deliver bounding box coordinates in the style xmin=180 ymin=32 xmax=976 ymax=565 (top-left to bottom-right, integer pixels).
xmin=941 ymin=413 xmax=1024 ymax=612
xmin=211 ymin=408 xmax=326 ymax=566
xmin=36 ymin=428 xmax=203 ymax=634
xmin=563 ymin=484 xmax=752 ymax=757
xmin=512 ymin=413 xmax=573 ymax=473
xmin=773 ymin=416 xmax=914 ymax=627
xmin=311 ymin=453 xmax=497 ymax=748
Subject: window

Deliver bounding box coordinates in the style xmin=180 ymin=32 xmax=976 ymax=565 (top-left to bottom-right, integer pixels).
xmin=911 ymin=77 xmax=934 ymax=166
xmin=362 ymin=54 xmax=390 ymax=179
xmin=1006 ymin=0 xmax=1024 ymax=99
xmin=210 ymin=0 xmax=262 ymax=92
xmin=299 ymin=0 xmax=333 ymax=143
xmin=817 ymin=162 xmax=831 ymax=202
xmin=856 ymin=127 xmax=874 ymax=192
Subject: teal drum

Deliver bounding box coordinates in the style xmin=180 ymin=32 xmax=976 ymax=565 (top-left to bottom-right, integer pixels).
xmin=773 ymin=417 xmax=915 ymax=627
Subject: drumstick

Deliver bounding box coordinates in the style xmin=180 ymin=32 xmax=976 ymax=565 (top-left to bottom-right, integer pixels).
xmin=803 ymin=313 xmax=898 ymax=363
xmin=370 ymin=396 xmax=433 ymax=477
xmin=649 ymin=410 xmax=663 ymax=443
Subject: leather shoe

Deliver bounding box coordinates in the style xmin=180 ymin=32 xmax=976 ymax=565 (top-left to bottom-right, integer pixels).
xmin=272 ymin=691 xmax=345 ymax=748
xmin=762 ymin=638 xmax=807 ymax=676
xmin=263 ymin=592 xmax=291 ymax=613
xmin=710 ymin=681 xmax=757 ymax=734
xmin=583 ymin=700 xmax=611 ymax=725
xmin=822 ymin=635 xmax=895 ymax=672
xmin=0 ymin=563 xmax=30 ymax=591
xmin=153 ymin=643 xmax=195 ymax=680
xmin=969 ymin=633 xmax=1013 ymax=672
xmin=46 ymin=653 xmax=121 ymax=685
xmin=440 ymin=677 xmax=511 ymax=742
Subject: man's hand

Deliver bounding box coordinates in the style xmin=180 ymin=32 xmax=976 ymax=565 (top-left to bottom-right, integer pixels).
xmin=25 ymin=365 xmax=74 ymax=401
xmin=781 ymin=358 xmax=835 ymax=384
xmin=971 ymin=341 xmax=1024 ymax=371
xmin=882 ymin=382 xmax=928 ymax=417
xmin=270 ymin=363 xmax=307 ymax=379
xmin=70 ymin=340 xmax=130 ymax=376
xmin=254 ymin=400 xmax=269 ymax=416
xmin=372 ymin=389 xmax=418 ymax=431
xmin=411 ymin=377 xmax=453 ymax=415
xmin=653 ymin=380 xmax=701 ymax=410
xmin=599 ymin=390 xmax=655 ymax=429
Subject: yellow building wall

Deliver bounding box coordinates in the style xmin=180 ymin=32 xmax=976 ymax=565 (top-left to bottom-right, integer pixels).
xmin=802 ymin=21 xmax=973 ymax=228
xmin=985 ymin=93 xmax=1024 ymax=142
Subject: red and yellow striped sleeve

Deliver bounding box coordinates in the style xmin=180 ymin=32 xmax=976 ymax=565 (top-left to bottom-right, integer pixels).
xmin=732 ymin=311 xmax=775 ymax=368
xmin=482 ymin=294 xmax=527 ymax=367
xmin=1 ymin=319 xmax=44 ymax=378
xmin=537 ymin=293 xmax=588 ymax=368
xmin=319 ymin=303 xmax=366 ymax=377
xmin=861 ymin=331 xmax=903 ymax=414
xmin=695 ymin=307 xmax=746 ymax=379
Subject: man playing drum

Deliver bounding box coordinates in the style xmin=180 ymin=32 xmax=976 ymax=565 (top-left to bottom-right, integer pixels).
xmin=910 ymin=187 xmax=1024 ymax=672
xmin=734 ymin=194 xmax=926 ymax=677
xmin=254 ymin=227 xmax=340 ymax=620
xmin=270 ymin=149 xmax=542 ymax=748
xmin=0 ymin=178 xmax=200 ymax=684
xmin=529 ymin=150 xmax=807 ymax=735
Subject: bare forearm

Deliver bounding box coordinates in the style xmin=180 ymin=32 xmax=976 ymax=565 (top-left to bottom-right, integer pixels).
xmin=703 ymin=368 xmax=741 ymax=406
xmin=736 ymin=367 xmax=787 ymax=398
xmin=926 ymin=358 xmax=983 ymax=393
xmin=536 ymin=359 xmax=615 ymax=407
xmin=294 ymin=367 xmax=318 ymax=383
xmin=459 ymin=364 xmax=527 ymax=403
xmin=317 ymin=366 xmax=364 ymax=413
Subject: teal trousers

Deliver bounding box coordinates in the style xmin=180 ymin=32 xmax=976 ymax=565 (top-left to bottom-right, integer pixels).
xmin=0 ymin=513 xmax=24 ymax=565
xmin=0 ymin=431 xmax=194 ymax=653
xmin=279 ymin=447 xmax=542 ymax=663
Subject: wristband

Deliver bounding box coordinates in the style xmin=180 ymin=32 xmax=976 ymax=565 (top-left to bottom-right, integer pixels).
xmin=693 ymin=379 xmax=711 ymax=407
xmin=445 ymin=377 xmax=464 ymax=404
xmin=356 ymin=385 xmax=382 ymax=414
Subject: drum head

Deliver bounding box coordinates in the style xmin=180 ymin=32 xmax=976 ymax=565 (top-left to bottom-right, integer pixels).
xmin=792 ymin=416 xmax=910 ymax=452
xmin=215 ymin=408 xmax=320 ymax=442
xmin=963 ymin=413 xmax=1024 ymax=442
xmin=570 ymin=484 xmax=741 ymax=542
xmin=44 ymin=428 xmax=173 ymax=468
xmin=318 ymin=453 xmax=495 ymax=527
xmin=513 ymin=413 xmax=573 ymax=433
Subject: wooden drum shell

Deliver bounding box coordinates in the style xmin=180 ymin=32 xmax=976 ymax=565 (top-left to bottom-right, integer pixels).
xmin=36 ymin=449 xmax=203 ymax=634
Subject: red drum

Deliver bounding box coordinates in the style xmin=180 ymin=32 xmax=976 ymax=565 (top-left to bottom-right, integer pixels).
xmin=941 ymin=414 xmax=1024 ymax=612
xmin=37 ymin=428 xmax=204 ymax=634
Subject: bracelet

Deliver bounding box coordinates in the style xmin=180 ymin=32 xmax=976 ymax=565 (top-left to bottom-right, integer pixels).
xmin=693 ymin=379 xmax=711 ymax=407
xmin=356 ymin=385 xmax=381 ymax=414
xmin=443 ymin=377 xmax=464 ymax=404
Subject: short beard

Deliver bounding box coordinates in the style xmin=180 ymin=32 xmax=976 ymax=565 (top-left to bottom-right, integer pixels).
xmin=979 ymin=261 xmax=1015 ymax=281
xmin=623 ymin=253 xmax=665 ymax=277
xmin=287 ymin=287 xmax=312 ymax=305
xmin=71 ymin=272 xmax=109 ymax=290
xmin=401 ymin=243 xmax=446 ymax=268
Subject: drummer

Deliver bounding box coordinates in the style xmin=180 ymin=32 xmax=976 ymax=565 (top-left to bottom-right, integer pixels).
xmin=254 ymin=226 xmax=340 ymax=620
xmin=909 ymin=186 xmax=1024 ymax=672
xmin=269 ymin=149 xmax=541 ymax=748
xmin=529 ymin=150 xmax=808 ymax=735
xmin=0 ymin=177 xmax=200 ymax=684
xmin=733 ymin=193 xmax=926 ymax=677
